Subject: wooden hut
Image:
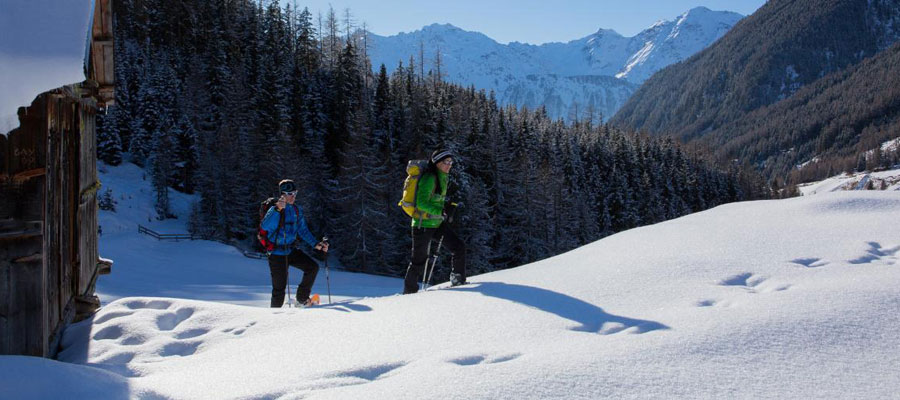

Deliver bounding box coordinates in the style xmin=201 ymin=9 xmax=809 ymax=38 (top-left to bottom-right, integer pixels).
xmin=0 ymin=0 xmax=115 ymax=358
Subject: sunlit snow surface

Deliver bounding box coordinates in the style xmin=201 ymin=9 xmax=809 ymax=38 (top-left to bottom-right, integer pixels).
xmin=2 ymin=162 xmax=899 ymax=398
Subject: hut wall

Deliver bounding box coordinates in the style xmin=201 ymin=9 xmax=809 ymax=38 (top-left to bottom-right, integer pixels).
xmin=0 ymin=89 xmax=101 ymax=357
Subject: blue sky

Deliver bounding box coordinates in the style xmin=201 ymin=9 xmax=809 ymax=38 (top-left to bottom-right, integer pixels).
xmin=290 ymin=0 xmax=767 ymax=44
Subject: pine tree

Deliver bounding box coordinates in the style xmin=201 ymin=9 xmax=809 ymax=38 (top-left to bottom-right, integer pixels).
xmin=96 ymin=107 xmax=123 ymax=165
xmin=113 ymin=0 xmax=754 ymax=276
xmin=150 ymin=114 xmax=176 ymax=219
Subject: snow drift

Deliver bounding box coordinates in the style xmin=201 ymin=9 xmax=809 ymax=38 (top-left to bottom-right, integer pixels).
xmin=2 ymin=187 xmax=898 ymax=398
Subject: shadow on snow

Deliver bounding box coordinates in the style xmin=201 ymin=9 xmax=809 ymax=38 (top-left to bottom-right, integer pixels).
xmin=451 ymin=282 xmax=669 ymax=335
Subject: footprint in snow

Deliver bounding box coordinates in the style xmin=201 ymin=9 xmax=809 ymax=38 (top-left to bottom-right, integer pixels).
xmin=175 ymin=328 xmax=210 ymax=339
xmin=701 ymin=272 xmax=791 ymax=308
xmin=330 ymin=362 xmax=407 ymax=381
xmin=156 ymin=307 xmax=195 ymax=331
xmin=790 ymin=258 xmax=830 ymax=268
xmin=447 ymin=353 xmax=522 ymax=366
xmin=719 ymin=272 xmax=766 ymax=292
xmin=159 ymin=341 xmax=201 ymax=357
xmin=93 ymin=311 xmax=134 ymax=324
xmin=848 ymin=242 xmax=899 ymax=266
xmin=223 ymin=321 xmax=257 ymax=336
xmin=696 ymin=299 xmax=718 ymax=307
xmin=93 ymin=325 xmax=125 ymax=341
xmin=123 ymin=299 xmax=172 ymax=310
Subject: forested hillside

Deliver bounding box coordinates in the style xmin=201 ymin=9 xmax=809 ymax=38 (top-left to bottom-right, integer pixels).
xmin=698 ymin=41 xmax=900 ymax=185
xmin=97 ymin=0 xmax=759 ymax=276
xmin=610 ymin=0 xmax=900 ymax=184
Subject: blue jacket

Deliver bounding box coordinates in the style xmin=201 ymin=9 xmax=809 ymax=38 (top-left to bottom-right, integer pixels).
xmin=261 ymin=203 xmax=318 ymax=255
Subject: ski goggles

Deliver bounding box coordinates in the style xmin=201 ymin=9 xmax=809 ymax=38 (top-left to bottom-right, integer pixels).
xmin=279 ymin=181 xmax=297 ymax=193
xmin=282 ymin=190 xmax=298 ymax=196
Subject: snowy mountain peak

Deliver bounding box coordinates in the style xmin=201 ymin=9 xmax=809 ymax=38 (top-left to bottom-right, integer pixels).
xmin=395 ymin=22 xmax=489 ymax=42
xmin=368 ymin=8 xmax=743 ymax=121
xmin=421 ymin=23 xmax=462 ymax=33
xmin=684 ymin=5 xmax=714 ymax=16
xmin=589 ymin=27 xmax=624 ymax=39
xmin=611 ymin=8 xmax=743 ymax=82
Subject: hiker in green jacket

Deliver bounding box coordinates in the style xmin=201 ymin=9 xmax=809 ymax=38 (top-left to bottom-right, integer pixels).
xmin=403 ymin=149 xmax=467 ymax=294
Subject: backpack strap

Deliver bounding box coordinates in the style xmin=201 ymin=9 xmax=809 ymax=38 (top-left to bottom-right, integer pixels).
xmin=271 ymin=207 xmax=287 ymax=249
xmin=274 ymin=204 xmax=301 ymax=251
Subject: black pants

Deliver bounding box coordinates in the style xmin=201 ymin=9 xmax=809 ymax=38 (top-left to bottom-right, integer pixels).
xmin=404 ymin=224 xmax=466 ymax=294
xmin=268 ymin=249 xmax=319 ymax=307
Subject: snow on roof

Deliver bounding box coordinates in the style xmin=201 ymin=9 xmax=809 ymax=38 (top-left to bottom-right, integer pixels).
xmin=0 ymin=0 xmax=94 ymax=135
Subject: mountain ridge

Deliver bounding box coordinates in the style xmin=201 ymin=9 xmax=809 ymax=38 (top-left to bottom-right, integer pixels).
xmin=609 ymin=0 xmax=900 ymax=183
xmin=368 ymin=8 xmax=743 ymax=120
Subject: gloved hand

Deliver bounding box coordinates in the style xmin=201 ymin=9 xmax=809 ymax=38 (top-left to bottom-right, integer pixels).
xmin=313 ymin=248 xmax=328 ymax=261
xmin=313 ymin=238 xmax=329 ymax=261
xmin=444 ymin=202 xmax=459 ymax=224
xmin=314 ymin=240 xmax=329 ymax=252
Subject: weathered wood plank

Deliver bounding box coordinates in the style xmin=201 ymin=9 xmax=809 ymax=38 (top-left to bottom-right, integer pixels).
xmin=49 ymin=297 xmax=76 ymax=359
xmin=92 ymin=0 xmax=113 ymax=39
xmin=102 ymin=43 xmax=115 ymax=87
xmin=0 ymin=231 xmax=42 ymax=240
xmin=45 ymin=94 xmax=64 ymax=351
xmin=12 ymin=168 xmax=45 ymax=183
xmin=0 ymin=220 xmax=41 ymax=230
xmin=58 ymin=97 xmax=74 ymax=325
xmin=13 ymin=253 xmax=42 ymax=263
xmin=91 ymin=0 xmax=103 ymax=38
xmin=7 ymin=114 xmax=42 ymax=176
xmin=98 ymin=257 xmax=112 ymax=275
xmin=5 ymin=236 xmax=45 ymax=356
xmin=0 ymin=133 xmax=7 ymax=177
xmin=79 ymin=100 xmax=99 ymax=296
xmin=0 ymin=244 xmax=10 ymax=354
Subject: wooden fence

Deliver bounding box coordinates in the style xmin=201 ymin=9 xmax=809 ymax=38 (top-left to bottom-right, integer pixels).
xmin=137 ymin=225 xmax=198 ymax=241
xmin=136 ymin=225 xmax=267 ymax=259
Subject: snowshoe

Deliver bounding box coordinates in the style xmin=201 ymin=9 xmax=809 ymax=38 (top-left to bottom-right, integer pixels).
xmin=295 ymin=294 xmax=321 ymax=308
xmin=450 ymin=273 xmax=467 ymax=287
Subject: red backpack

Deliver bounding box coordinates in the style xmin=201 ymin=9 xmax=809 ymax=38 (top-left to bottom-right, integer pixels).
xmin=257 ymin=198 xmax=296 ymax=252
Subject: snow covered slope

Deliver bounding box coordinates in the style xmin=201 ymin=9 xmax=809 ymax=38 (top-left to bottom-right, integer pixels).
xmin=368 ymin=7 xmax=742 ymax=120
xmin=94 ymin=162 xmax=403 ymax=306
xmin=3 ymin=186 xmax=899 ymax=398
xmin=798 ymin=168 xmax=900 ymax=195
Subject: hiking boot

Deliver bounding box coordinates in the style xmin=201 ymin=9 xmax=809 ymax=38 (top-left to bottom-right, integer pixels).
xmin=450 ymin=273 xmax=466 ymax=287
xmin=294 ymin=294 xmax=320 ymax=307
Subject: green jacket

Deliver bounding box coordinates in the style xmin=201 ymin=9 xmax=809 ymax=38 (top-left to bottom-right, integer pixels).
xmin=412 ymin=170 xmax=449 ymax=228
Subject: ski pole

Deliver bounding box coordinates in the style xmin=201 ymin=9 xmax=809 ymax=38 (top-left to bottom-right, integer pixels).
xmin=420 ymin=239 xmax=432 ymax=291
xmin=284 ymin=229 xmax=291 ymax=308
xmin=423 ymin=235 xmax=445 ymax=291
xmin=322 ymin=236 xmax=332 ymax=304
xmin=423 ymin=202 xmax=457 ymax=290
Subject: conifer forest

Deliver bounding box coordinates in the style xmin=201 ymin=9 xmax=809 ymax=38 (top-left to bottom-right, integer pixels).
xmin=97 ymin=0 xmax=765 ymax=276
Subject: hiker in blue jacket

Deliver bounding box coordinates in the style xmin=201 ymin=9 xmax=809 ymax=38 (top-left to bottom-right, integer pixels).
xmin=262 ymin=179 xmax=329 ymax=307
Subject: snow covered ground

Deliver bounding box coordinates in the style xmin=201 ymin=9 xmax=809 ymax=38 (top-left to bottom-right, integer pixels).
xmin=2 ymin=162 xmax=900 ymax=398
xmin=798 ymin=167 xmax=900 ymax=195
xmin=92 ymin=163 xmax=400 ymax=307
